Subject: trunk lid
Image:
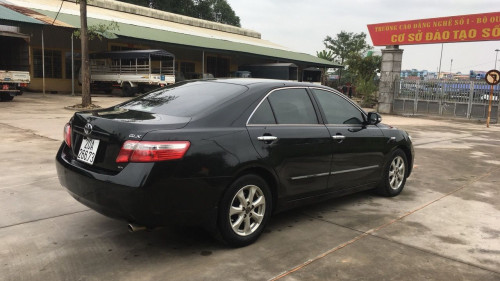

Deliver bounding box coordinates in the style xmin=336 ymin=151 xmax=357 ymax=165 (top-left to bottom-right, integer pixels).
xmin=69 ymin=107 xmax=190 ymax=173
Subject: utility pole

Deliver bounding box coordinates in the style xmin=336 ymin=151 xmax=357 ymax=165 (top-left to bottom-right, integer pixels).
xmin=449 ymin=59 xmax=453 ymax=80
xmin=438 ymin=43 xmax=443 ymax=79
xmin=495 ymin=49 xmax=499 ymax=70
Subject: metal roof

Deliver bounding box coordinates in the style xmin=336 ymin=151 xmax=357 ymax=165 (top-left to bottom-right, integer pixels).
xmin=0 ymin=0 xmax=341 ymax=68
xmin=0 ymin=4 xmax=43 ymax=24
xmin=37 ymin=10 xmax=340 ymax=68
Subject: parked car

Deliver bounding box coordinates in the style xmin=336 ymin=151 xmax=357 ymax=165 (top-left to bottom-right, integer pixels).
xmin=479 ymin=92 xmax=499 ymax=101
xmin=56 ymin=79 xmax=414 ymax=247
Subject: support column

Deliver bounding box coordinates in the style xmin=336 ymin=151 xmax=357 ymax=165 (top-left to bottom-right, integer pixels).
xmin=377 ymin=45 xmax=403 ymax=114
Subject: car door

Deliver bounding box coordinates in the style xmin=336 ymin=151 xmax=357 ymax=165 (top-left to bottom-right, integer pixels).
xmin=310 ymin=88 xmax=388 ymax=190
xmin=247 ymin=87 xmax=332 ymax=199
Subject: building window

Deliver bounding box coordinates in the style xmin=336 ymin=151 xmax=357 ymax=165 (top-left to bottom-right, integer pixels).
xmin=33 ymin=49 xmax=62 ymax=78
xmin=207 ymin=56 xmax=229 ymax=78
xmin=180 ymin=62 xmax=195 ymax=74
xmin=65 ymin=52 xmax=81 ymax=80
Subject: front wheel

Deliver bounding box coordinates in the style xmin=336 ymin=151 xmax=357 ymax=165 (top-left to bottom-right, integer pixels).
xmin=376 ymin=149 xmax=408 ymax=197
xmin=217 ymin=174 xmax=272 ymax=247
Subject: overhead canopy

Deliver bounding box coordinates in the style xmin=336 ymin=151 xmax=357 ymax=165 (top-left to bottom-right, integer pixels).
xmin=90 ymin=49 xmax=175 ymax=59
xmin=0 ymin=30 xmax=30 ymax=39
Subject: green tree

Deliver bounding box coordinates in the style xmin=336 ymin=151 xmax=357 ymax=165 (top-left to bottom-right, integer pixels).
xmin=323 ymin=31 xmax=370 ymax=83
xmin=347 ymin=53 xmax=381 ymax=82
xmin=152 ymin=0 xmax=195 ymax=17
xmin=316 ymin=49 xmax=336 ymax=62
xmin=74 ymin=0 xmax=119 ymax=107
xmin=211 ymin=0 xmax=240 ymax=26
xmin=78 ymin=0 xmax=91 ymax=107
xmin=118 ymin=0 xmax=240 ymax=27
xmin=316 ymin=50 xmax=337 ymax=85
xmin=347 ymin=53 xmax=381 ymax=107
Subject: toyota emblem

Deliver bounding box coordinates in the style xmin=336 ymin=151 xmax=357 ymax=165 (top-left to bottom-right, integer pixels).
xmin=84 ymin=123 xmax=93 ymax=135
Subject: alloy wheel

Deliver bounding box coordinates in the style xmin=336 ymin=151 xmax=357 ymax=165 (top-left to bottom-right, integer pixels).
xmin=229 ymin=184 xmax=266 ymax=236
xmin=389 ymin=155 xmax=405 ymax=190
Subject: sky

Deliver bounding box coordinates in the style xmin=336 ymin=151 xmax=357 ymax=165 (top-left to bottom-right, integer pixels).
xmin=229 ymin=0 xmax=500 ymax=74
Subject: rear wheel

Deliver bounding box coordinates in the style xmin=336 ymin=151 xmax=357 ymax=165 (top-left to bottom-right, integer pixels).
xmin=122 ymin=83 xmax=136 ymax=97
xmin=0 ymin=94 xmax=14 ymax=101
xmin=217 ymin=174 xmax=272 ymax=247
xmin=376 ymin=149 xmax=408 ymax=197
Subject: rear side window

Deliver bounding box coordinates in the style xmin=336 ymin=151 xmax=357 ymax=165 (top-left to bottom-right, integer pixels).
xmin=249 ymin=99 xmax=276 ymax=124
xmin=249 ymin=88 xmax=318 ymax=125
xmin=312 ymin=89 xmax=364 ymax=124
xmin=268 ymin=88 xmax=318 ymax=124
xmin=119 ymin=81 xmax=247 ymax=117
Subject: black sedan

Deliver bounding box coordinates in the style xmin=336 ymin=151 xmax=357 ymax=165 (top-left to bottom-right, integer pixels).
xmin=56 ymin=79 xmax=414 ymax=247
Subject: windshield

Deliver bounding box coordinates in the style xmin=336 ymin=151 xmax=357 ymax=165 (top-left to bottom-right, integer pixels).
xmin=119 ymin=81 xmax=248 ymax=117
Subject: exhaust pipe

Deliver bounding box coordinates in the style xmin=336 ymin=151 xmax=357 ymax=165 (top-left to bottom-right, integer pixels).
xmin=128 ymin=223 xmax=147 ymax=232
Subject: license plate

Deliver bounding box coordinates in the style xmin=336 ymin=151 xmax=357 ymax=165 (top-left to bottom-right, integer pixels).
xmin=77 ymin=138 xmax=100 ymax=165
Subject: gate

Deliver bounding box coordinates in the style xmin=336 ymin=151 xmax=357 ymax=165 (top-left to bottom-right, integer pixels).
xmin=393 ymin=80 xmax=499 ymax=123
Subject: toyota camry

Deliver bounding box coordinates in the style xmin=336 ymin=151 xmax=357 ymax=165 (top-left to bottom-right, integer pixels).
xmin=56 ymin=79 xmax=414 ymax=247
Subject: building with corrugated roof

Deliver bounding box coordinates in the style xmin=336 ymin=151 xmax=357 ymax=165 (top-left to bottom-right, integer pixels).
xmin=0 ymin=0 xmax=340 ymax=93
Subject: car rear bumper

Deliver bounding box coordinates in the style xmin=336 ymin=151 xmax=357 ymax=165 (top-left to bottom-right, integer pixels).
xmin=55 ymin=143 xmax=231 ymax=230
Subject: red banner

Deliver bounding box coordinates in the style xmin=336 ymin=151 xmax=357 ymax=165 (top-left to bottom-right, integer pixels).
xmin=367 ymin=12 xmax=500 ymax=46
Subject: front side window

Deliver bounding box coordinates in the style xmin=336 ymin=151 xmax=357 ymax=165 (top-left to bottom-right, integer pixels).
xmin=312 ymin=89 xmax=364 ymax=125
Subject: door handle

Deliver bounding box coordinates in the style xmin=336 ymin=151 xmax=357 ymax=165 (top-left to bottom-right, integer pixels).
xmin=257 ymin=136 xmax=278 ymax=142
xmin=331 ymin=135 xmax=346 ymax=140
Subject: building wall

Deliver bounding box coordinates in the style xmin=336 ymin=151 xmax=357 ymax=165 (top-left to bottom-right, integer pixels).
xmin=16 ymin=24 xmax=305 ymax=93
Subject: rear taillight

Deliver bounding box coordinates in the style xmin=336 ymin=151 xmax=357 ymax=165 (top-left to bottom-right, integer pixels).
xmin=20 ymin=83 xmax=28 ymax=87
xmin=63 ymin=123 xmax=71 ymax=148
xmin=116 ymin=140 xmax=190 ymax=163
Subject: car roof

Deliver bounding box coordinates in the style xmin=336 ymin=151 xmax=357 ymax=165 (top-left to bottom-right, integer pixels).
xmin=203 ymin=78 xmax=330 ymax=89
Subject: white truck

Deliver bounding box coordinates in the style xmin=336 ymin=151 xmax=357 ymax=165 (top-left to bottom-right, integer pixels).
xmin=0 ymin=70 xmax=30 ymax=101
xmin=0 ymin=34 xmax=30 ymax=101
xmin=87 ymin=49 xmax=175 ymax=96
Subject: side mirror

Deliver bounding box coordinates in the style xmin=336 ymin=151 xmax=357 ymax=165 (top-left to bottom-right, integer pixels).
xmin=366 ymin=112 xmax=382 ymax=125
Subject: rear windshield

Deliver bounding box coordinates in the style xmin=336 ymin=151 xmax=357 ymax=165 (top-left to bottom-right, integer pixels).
xmin=119 ymin=81 xmax=248 ymax=117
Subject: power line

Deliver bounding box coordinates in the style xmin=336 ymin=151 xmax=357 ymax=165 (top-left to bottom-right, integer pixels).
xmin=51 ymin=0 xmax=64 ymax=25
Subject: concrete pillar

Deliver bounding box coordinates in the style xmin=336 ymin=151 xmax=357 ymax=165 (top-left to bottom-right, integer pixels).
xmin=377 ymin=45 xmax=403 ymax=114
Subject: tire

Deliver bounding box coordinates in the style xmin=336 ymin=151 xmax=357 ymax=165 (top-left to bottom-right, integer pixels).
xmin=376 ymin=149 xmax=408 ymax=197
xmin=0 ymin=95 xmax=14 ymax=101
xmin=122 ymin=83 xmax=135 ymax=97
xmin=217 ymin=174 xmax=272 ymax=247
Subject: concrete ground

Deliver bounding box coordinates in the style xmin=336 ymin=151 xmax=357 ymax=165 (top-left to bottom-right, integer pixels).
xmin=0 ymin=92 xmax=499 ymax=281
